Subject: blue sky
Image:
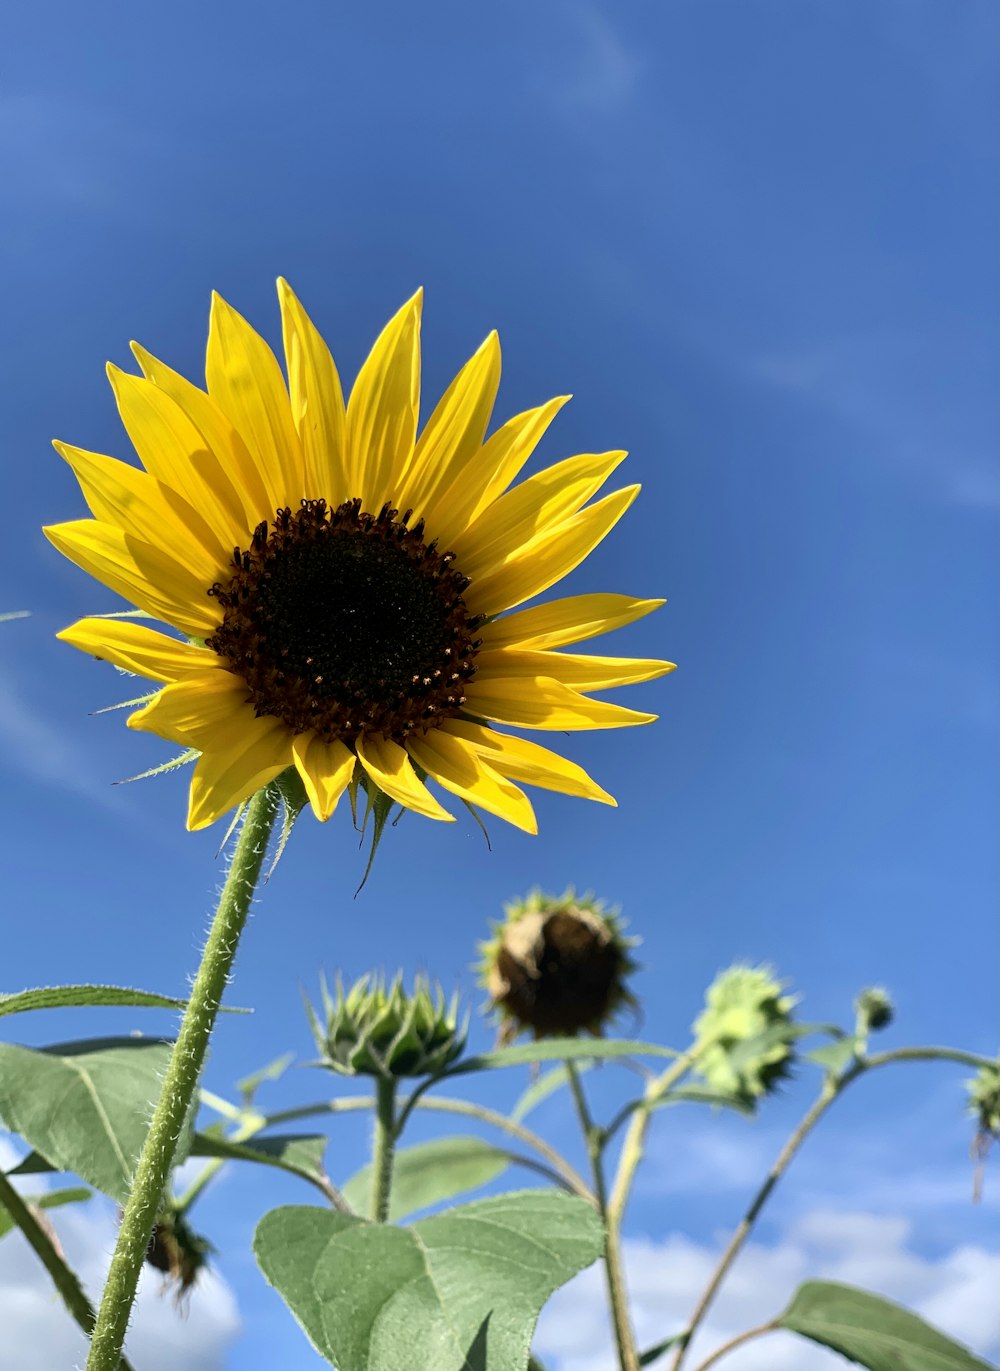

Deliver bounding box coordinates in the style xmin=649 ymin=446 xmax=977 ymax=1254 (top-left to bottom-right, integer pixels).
xmin=0 ymin=3 xmax=996 ymax=1368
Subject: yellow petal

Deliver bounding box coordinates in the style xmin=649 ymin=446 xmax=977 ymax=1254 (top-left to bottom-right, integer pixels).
xmin=355 ymin=732 xmax=453 ymax=822
xmin=476 ymin=648 xmax=676 ymax=693
xmin=106 ymin=364 xmax=248 ymax=550
xmin=428 ymin=395 xmax=569 ymax=549
xmin=398 ymin=331 xmax=500 ymax=526
xmin=206 ymin=292 xmax=305 ymax=511
xmin=407 ymin=729 xmax=537 ymax=834
xmin=442 ymin=718 xmax=615 ymax=805
xmin=277 ymin=279 xmax=348 ymax=506
xmin=130 ymin=341 xmax=272 ymax=528
xmin=451 ymin=450 xmax=627 ymax=581
xmin=57 ymin=617 xmax=219 ymax=682
xmin=481 ymin=593 xmax=665 ymax=651
xmin=345 ymin=291 xmax=422 ymax=512
xmin=463 ymin=675 xmax=656 ymax=730
xmin=187 ymin=726 xmax=292 ymax=830
xmin=126 ymin=670 xmax=253 ymax=746
xmin=54 ymin=441 xmax=225 ymax=583
xmin=292 ymin=731 xmax=356 ymax=822
xmin=467 ymin=485 xmax=640 ymax=619
xmin=43 ymin=520 xmax=220 ymax=638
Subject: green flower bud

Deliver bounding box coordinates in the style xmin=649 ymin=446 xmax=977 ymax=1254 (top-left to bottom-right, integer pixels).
xmin=855 ymin=986 xmax=894 ymax=1033
xmin=307 ymin=972 xmax=466 ymax=1079
xmin=692 ymin=964 xmax=798 ymax=1106
xmin=967 ymin=1063 xmax=1000 ymax=1142
xmin=143 ymin=1208 xmax=213 ymax=1306
xmin=479 ymin=887 xmax=638 ymax=1043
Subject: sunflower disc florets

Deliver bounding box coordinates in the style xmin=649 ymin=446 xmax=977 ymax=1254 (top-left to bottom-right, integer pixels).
xmin=479 ymin=888 xmax=638 ymax=1043
xmin=692 ymin=964 xmax=798 ymax=1106
xmin=307 ymin=972 xmax=466 ymax=1079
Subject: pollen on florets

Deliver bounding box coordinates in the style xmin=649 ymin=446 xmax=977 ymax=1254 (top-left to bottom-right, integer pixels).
xmin=479 ymin=887 xmax=639 ymax=1043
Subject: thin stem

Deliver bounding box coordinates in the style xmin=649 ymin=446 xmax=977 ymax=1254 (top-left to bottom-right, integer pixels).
xmin=370 ymin=1077 xmax=398 ymax=1222
xmin=265 ymin=1093 xmax=595 ymax=1202
xmin=607 ymin=1047 xmax=699 ymax=1224
xmin=86 ymin=785 xmax=280 ymax=1371
xmin=567 ymin=1062 xmax=638 ymax=1371
xmin=687 ymin=1319 xmax=778 ymax=1371
xmin=0 ymin=1172 xmax=136 ymax=1371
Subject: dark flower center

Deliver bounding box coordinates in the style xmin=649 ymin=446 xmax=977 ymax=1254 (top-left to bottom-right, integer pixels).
xmin=495 ymin=910 xmax=627 ymax=1039
xmin=207 ymin=498 xmax=482 ymax=744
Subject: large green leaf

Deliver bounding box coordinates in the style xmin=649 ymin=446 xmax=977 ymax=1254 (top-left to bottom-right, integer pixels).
xmin=0 ymin=1186 xmax=92 ymax=1239
xmin=254 ymin=1190 xmax=604 ymax=1370
xmin=447 ymin=1037 xmax=678 ymax=1077
xmin=191 ymin=1132 xmax=330 ymax=1194
xmin=778 ymin=1281 xmax=995 ymax=1371
xmin=341 ymin=1136 xmax=513 ymax=1220
xmin=0 ymin=1037 xmax=190 ymax=1204
xmin=0 ymin=985 xmax=188 ymax=1018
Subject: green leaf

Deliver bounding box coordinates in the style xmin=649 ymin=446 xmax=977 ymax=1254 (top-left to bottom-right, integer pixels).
xmin=651 ymin=1083 xmax=755 ymax=1115
xmin=807 ymin=1039 xmax=861 ymax=1075
xmin=254 ymin=1190 xmax=604 ymax=1371
xmin=341 ymin=1136 xmax=512 ymax=1221
xmin=191 ymin=1132 xmax=329 ymax=1192
xmin=0 ymin=1186 xmax=92 ymax=1239
xmin=0 ymin=1037 xmax=191 ymax=1204
xmin=236 ymin=1053 xmax=296 ymax=1106
xmin=447 ymin=1037 xmax=678 ymax=1076
xmin=0 ymin=984 xmax=189 ymax=1019
xmin=778 ymin=1280 xmax=996 ymax=1371
xmin=638 ymin=1334 xmax=683 ymax=1366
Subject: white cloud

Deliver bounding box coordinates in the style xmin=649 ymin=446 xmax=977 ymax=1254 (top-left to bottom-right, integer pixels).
xmin=535 ymin=1210 xmax=999 ymax=1371
xmin=0 ymin=1147 xmax=240 ymax=1371
xmin=541 ymin=3 xmax=643 ymax=117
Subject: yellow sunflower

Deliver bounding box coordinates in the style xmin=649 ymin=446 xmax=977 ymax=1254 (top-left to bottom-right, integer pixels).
xmin=46 ymin=283 xmax=674 ymax=832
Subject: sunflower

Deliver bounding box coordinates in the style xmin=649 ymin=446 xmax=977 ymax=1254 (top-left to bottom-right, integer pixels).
xmin=46 ymin=283 xmax=673 ymax=832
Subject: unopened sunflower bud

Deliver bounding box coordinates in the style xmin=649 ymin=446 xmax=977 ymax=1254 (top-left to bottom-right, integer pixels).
xmin=966 ymin=1063 xmax=1000 ymax=1142
xmin=308 ymin=972 xmax=466 ymax=1079
xmin=143 ymin=1209 xmax=213 ymax=1306
xmin=692 ymin=964 xmax=798 ymax=1105
xmin=479 ymin=888 xmax=638 ymax=1043
xmin=855 ymin=986 xmax=894 ymax=1034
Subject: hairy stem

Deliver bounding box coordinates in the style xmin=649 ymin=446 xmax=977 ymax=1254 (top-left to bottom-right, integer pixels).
xmin=86 ymin=785 xmax=280 ymax=1371
xmin=370 ymin=1077 xmax=398 ymax=1222
xmin=567 ymin=1062 xmax=638 ymax=1371
xmin=0 ymin=1172 xmax=136 ymax=1371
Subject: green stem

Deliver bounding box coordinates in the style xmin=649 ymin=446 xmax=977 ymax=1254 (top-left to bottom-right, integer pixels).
xmin=370 ymin=1077 xmax=398 ymax=1222
xmin=687 ymin=1319 xmax=778 ymax=1371
xmin=607 ymin=1046 xmax=700 ymax=1224
xmin=567 ymin=1062 xmax=638 ymax=1371
xmin=86 ymin=785 xmax=280 ymax=1371
xmin=0 ymin=1172 xmax=136 ymax=1371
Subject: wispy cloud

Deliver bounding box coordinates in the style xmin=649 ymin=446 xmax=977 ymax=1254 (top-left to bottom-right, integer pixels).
xmin=540 ymin=3 xmax=644 ymax=117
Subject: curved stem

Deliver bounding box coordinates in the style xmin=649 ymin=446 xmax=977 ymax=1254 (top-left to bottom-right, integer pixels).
xmin=687 ymin=1319 xmax=778 ymax=1371
xmin=265 ymin=1093 xmax=595 ymax=1203
xmin=607 ymin=1047 xmax=699 ymax=1224
xmin=567 ymin=1062 xmax=638 ymax=1371
xmin=370 ymin=1077 xmax=398 ymax=1222
xmin=0 ymin=1172 xmax=135 ymax=1371
xmin=86 ymin=785 xmax=280 ymax=1371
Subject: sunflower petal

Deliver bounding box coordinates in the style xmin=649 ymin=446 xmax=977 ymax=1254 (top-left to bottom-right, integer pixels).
xmin=464 ymin=675 xmax=656 ymax=730
xmin=292 ymin=732 xmax=356 ymax=822
xmin=130 ymin=342 xmax=272 ymax=527
xmin=278 ymin=279 xmax=348 ymax=507
xmin=57 ymin=617 xmax=219 ymax=682
xmin=452 ymin=451 xmax=627 ymax=581
xmin=429 ymin=395 xmax=569 ymax=548
xmin=407 ymin=729 xmax=537 ymax=834
xmin=442 ymin=718 xmax=615 ymax=805
xmin=476 ymin=647 xmax=676 ymax=693
xmin=187 ymin=727 xmax=291 ymax=830
xmin=43 ymin=520 xmax=220 ymax=638
xmin=345 ymin=291 xmax=422 ymax=513
xmin=355 ymin=732 xmax=453 ymax=822
xmin=481 ymin=593 xmax=665 ymax=651
xmin=468 ymin=485 xmax=640 ymax=618
xmin=53 ymin=441 xmax=225 ymax=582
xmin=126 ymin=671 xmax=253 ymax=746
xmin=206 ymin=292 xmax=305 ymax=510
xmin=398 ymin=330 xmax=500 ymax=524
xmin=106 ymin=364 xmax=248 ymax=549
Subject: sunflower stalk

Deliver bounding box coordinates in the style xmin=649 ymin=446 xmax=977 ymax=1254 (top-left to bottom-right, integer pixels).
xmin=370 ymin=1076 xmax=399 ymax=1222
xmin=85 ymin=784 xmax=280 ymax=1371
